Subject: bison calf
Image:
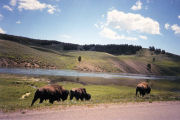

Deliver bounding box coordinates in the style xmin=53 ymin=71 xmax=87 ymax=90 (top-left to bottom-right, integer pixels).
xmin=70 ymin=88 xmax=91 ymax=101
xmin=136 ymin=82 xmax=151 ymax=97
xmin=31 ymin=84 xmax=69 ymax=106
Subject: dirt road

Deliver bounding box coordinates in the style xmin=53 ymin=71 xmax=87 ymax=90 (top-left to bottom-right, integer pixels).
xmin=1 ymin=101 xmax=180 ymax=120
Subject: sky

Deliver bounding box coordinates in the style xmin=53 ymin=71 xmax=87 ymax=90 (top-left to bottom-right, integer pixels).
xmin=0 ymin=0 xmax=180 ymax=55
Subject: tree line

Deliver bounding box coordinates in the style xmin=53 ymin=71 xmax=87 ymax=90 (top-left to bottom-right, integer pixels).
xmin=0 ymin=33 xmax=142 ymax=55
xmin=149 ymin=46 xmax=166 ymax=54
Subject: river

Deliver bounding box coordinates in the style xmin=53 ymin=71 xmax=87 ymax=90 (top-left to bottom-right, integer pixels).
xmin=0 ymin=68 xmax=178 ymax=80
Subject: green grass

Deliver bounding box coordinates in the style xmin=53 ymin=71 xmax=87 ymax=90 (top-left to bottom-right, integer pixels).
xmin=0 ymin=74 xmax=180 ymax=112
xmin=0 ymin=76 xmax=47 ymax=111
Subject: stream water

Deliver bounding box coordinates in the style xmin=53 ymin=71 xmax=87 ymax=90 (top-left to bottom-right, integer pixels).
xmin=0 ymin=68 xmax=179 ymax=80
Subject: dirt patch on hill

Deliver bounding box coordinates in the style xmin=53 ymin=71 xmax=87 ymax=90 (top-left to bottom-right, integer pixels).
xmin=111 ymin=59 xmax=160 ymax=75
xmin=75 ymin=61 xmax=105 ymax=72
xmin=0 ymin=57 xmax=56 ymax=69
xmin=75 ymin=58 xmax=160 ymax=75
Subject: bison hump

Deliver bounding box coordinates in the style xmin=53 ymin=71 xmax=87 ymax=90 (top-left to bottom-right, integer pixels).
xmin=137 ymin=82 xmax=149 ymax=89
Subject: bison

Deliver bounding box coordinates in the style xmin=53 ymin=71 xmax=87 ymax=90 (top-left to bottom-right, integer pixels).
xmin=31 ymin=84 xmax=69 ymax=106
xmin=70 ymin=88 xmax=91 ymax=101
xmin=136 ymin=82 xmax=151 ymax=97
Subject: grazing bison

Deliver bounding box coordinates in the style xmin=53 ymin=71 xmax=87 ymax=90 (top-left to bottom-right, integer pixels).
xmin=136 ymin=82 xmax=151 ymax=97
xmin=70 ymin=88 xmax=91 ymax=101
xmin=31 ymin=84 xmax=69 ymax=106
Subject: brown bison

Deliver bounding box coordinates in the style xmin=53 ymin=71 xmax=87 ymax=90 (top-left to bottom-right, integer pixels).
xmin=31 ymin=84 xmax=69 ymax=106
xmin=70 ymin=88 xmax=91 ymax=101
xmin=136 ymin=82 xmax=151 ymax=97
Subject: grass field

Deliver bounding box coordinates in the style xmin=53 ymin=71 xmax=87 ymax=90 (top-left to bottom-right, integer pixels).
xmin=0 ymin=74 xmax=180 ymax=112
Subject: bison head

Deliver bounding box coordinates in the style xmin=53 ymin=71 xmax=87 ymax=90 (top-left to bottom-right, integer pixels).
xmin=146 ymin=87 xmax=151 ymax=94
xmin=61 ymin=90 xmax=69 ymax=101
xmin=85 ymin=93 xmax=91 ymax=100
xmin=70 ymin=90 xmax=74 ymax=100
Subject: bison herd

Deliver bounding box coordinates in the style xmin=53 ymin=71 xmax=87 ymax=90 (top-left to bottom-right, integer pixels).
xmin=31 ymin=82 xmax=151 ymax=106
xmin=31 ymin=84 xmax=91 ymax=106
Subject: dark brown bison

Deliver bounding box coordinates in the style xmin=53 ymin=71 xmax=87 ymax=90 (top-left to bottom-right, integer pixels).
xmin=136 ymin=82 xmax=151 ymax=97
xmin=31 ymin=84 xmax=69 ymax=106
xmin=70 ymin=88 xmax=91 ymax=101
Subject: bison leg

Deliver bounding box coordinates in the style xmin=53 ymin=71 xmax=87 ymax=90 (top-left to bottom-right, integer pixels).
xmin=136 ymin=88 xmax=138 ymax=96
xmin=139 ymin=90 xmax=145 ymax=97
xmin=70 ymin=95 xmax=74 ymax=100
xmin=57 ymin=98 xmax=61 ymax=102
xmin=39 ymin=98 xmax=44 ymax=103
xmin=31 ymin=90 xmax=39 ymax=106
xmin=80 ymin=96 xmax=84 ymax=101
xmin=31 ymin=97 xmax=38 ymax=106
xmin=142 ymin=91 xmax=145 ymax=97
xmin=136 ymin=87 xmax=141 ymax=97
xmin=70 ymin=91 xmax=74 ymax=100
xmin=139 ymin=91 xmax=143 ymax=97
xmin=70 ymin=94 xmax=74 ymax=100
xmin=49 ymin=99 xmax=54 ymax=104
xmin=75 ymin=96 xmax=79 ymax=100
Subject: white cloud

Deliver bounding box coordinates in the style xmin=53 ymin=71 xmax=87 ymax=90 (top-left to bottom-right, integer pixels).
xmin=164 ymin=23 xmax=180 ymax=34
xmin=131 ymin=0 xmax=142 ymax=11
xmin=100 ymin=27 xmax=138 ymax=40
xmin=178 ymin=15 xmax=180 ymax=20
xmin=16 ymin=20 xmax=21 ymax=24
xmin=102 ymin=14 xmax=105 ymax=18
xmin=171 ymin=24 xmax=180 ymax=34
xmin=145 ymin=6 xmax=148 ymax=10
xmin=0 ymin=14 xmax=3 ymax=20
xmin=0 ymin=28 xmax=6 ymax=34
xmin=60 ymin=34 xmax=71 ymax=39
xmin=94 ymin=24 xmax=99 ymax=28
xmin=46 ymin=5 xmax=57 ymax=14
xmin=106 ymin=10 xmax=160 ymax=35
xmin=99 ymin=27 xmax=119 ymax=40
xmin=3 ymin=5 xmax=13 ymax=12
xmin=10 ymin=0 xmax=17 ymax=6
xmin=94 ymin=22 xmax=105 ymax=29
xmin=18 ymin=0 xmax=46 ymax=11
xmin=139 ymin=35 xmax=147 ymax=40
xmin=17 ymin=0 xmax=59 ymax=14
xmin=164 ymin=23 xmax=170 ymax=30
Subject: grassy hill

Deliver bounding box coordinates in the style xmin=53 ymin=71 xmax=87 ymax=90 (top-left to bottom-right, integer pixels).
xmin=0 ymin=34 xmax=180 ymax=76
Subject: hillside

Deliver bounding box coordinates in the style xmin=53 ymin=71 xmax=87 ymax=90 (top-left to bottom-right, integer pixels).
xmin=0 ymin=34 xmax=180 ymax=76
xmin=0 ymin=33 xmax=142 ymax=55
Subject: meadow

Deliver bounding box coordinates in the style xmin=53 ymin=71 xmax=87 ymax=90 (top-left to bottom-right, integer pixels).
xmin=0 ymin=74 xmax=180 ymax=112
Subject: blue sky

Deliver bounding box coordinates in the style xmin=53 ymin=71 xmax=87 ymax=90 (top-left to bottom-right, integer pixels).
xmin=0 ymin=0 xmax=180 ymax=55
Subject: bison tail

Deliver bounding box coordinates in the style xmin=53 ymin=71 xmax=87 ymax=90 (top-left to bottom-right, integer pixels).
xmin=31 ymin=89 xmax=39 ymax=106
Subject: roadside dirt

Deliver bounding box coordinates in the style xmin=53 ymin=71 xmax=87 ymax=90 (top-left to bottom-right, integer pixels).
xmin=1 ymin=101 xmax=180 ymax=120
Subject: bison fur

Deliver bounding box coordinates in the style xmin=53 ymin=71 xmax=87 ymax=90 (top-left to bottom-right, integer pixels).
xmin=136 ymin=82 xmax=151 ymax=97
xmin=70 ymin=88 xmax=91 ymax=101
xmin=31 ymin=84 xmax=69 ymax=106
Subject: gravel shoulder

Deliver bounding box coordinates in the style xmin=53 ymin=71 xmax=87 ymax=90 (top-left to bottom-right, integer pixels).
xmin=1 ymin=101 xmax=180 ymax=120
